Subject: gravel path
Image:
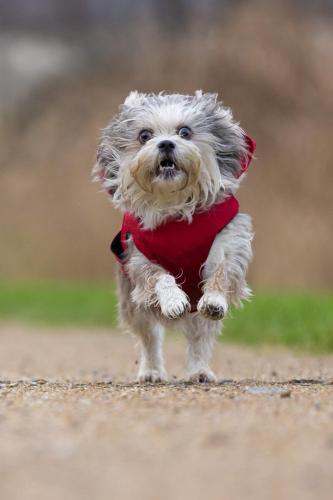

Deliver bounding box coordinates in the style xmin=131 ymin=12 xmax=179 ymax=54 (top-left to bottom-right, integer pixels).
xmin=0 ymin=324 xmax=332 ymax=500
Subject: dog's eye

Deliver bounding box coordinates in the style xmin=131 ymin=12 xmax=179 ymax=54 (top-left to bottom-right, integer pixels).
xmin=138 ymin=129 xmax=153 ymax=144
xmin=177 ymin=126 xmax=192 ymax=139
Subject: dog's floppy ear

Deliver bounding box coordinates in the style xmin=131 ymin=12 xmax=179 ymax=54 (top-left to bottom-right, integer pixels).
xmin=93 ymin=135 xmax=120 ymax=196
xmin=211 ymin=102 xmax=255 ymax=180
xmin=237 ymin=134 xmax=256 ymax=178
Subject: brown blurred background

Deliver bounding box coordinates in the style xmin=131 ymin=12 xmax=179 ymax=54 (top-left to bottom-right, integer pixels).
xmin=1 ymin=0 xmax=332 ymax=290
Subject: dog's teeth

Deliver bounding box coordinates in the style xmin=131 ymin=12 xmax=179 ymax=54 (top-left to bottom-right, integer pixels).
xmin=159 ymin=159 xmax=176 ymax=169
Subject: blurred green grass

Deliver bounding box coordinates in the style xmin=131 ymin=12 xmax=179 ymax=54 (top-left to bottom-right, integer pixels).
xmin=0 ymin=282 xmax=332 ymax=352
xmin=0 ymin=282 xmax=118 ymax=327
xmin=223 ymin=293 xmax=333 ymax=353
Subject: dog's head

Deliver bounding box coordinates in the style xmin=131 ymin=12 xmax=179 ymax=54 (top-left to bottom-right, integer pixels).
xmin=94 ymin=91 xmax=252 ymax=225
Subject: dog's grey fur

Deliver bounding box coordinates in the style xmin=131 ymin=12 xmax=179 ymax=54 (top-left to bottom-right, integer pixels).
xmin=93 ymin=91 xmax=253 ymax=383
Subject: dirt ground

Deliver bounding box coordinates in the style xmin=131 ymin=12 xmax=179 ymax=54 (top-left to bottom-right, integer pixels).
xmin=0 ymin=324 xmax=332 ymax=500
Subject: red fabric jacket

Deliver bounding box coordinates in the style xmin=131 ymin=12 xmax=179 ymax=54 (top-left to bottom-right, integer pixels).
xmin=111 ymin=135 xmax=255 ymax=311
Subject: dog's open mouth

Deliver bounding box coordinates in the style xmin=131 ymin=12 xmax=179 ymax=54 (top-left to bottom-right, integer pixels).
xmin=157 ymin=158 xmax=179 ymax=180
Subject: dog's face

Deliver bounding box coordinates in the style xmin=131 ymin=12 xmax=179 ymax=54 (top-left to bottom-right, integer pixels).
xmin=94 ymin=91 xmax=248 ymax=222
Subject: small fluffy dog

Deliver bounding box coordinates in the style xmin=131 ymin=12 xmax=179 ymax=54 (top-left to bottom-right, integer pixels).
xmin=93 ymin=91 xmax=255 ymax=383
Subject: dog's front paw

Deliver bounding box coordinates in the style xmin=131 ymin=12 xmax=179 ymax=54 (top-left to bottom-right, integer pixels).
xmin=160 ymin=287 xmax=190 ymax=319
xmin=136 ymin=368 xmax=168 ymax=384
xmin=188 ymin=369 xmax=217 ymax=384
xmin=155 ymin=275 xmax=190 ymax=319
xmin=198 ymin=292 xmax=228 ymax=320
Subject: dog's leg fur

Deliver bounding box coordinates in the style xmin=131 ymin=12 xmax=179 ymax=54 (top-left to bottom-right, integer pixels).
xmin=198 ymin=213 xmax=253 ymax=320
xmin=125 ymin=246 xmax=190 ymax=319
xmin=118 ymin=270 xmax=167 ymax=382
xmin=181 ymin=315 xmax=220 ymax=382
xmin=133 ymin=316 xmax=167 ymax=383
xmin=118 ymin=246 xmax=190 ymax=382
xmin=181 ymin=214 xmax=252 ymax=382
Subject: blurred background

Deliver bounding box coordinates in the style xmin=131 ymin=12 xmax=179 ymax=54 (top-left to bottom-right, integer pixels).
xmin=0 ymin=0 xmax=333 ymax=347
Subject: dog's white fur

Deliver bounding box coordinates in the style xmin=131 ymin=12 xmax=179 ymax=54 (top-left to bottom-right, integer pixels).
xmin=93 ymin=91 xmax=253 ymax=383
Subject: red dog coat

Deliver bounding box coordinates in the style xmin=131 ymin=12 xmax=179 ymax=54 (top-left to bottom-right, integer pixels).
xmin=111 ymin=135 xmax=255 ymax=311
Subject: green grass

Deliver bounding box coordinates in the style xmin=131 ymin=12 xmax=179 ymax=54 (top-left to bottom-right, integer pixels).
xmin=0 ymin=281 xmax=118 ymax=327
xmin=223 ymin=293 xmax=333 ymax=353
xmin=0 ymin=282 xmax=332 ymax=352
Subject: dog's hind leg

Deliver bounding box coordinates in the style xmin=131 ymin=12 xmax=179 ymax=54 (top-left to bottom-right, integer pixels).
xmin=133 ymin=316 xmax=167 ymax=383
xmin=117 ymin=270 xmax=167 ymax=383
xmin=181 ymin=315 xmax=220 ymax=383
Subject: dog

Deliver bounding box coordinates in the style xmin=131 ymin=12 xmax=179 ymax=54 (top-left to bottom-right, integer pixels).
xmin=93 ymin=91 xmax=255 ymax=383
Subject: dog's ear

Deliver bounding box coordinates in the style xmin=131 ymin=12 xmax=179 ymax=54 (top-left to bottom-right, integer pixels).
xmin=93 ymin=135 xmax=120 ymax=196
xmin=193 ymin=91 xmax=251 ymax=179
xmin=211 ymin=103 xmax=251 ymax=180
xmin=237 ymin=135 xmax=256 ymax=177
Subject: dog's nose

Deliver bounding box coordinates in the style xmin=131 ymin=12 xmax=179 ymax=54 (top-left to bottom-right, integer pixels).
xmin=157 ymin=140 xmax=175 ymax=152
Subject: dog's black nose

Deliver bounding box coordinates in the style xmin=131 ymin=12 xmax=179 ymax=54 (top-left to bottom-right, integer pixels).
xmin=157 ymin=140 xmax=175 ymax=152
